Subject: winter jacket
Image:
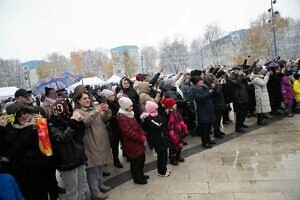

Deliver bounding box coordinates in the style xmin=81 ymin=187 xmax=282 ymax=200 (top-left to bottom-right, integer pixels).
xmin=293 ymin=79 xmax=300 ymax=103
xmin=228 ymin=73 xmax=248 ymax=104
xmin=180 ymin=83 xmax=191 ymax=99
xmin=106 ymin=100 xmax=121 ymax=136
xmin=74 ymin=108 xmax=112 ymax=168
xmin=250 ymin=73 xmax=271 ymax=113
xmin=211 ymin=84 xmax=226 ymax=112
xmin=163 ymin=84 xmax=187 ymax=108
xmin=1 ymin=123 xmax=52 ymax=169
xmin=189 ymin=85 xmax=215 ymax=123
xmin=118 ymin=77 xmax=141 ymax=121
xmin=142 ymin=115 xmax=169 ymax=152
xmin=49 ymin=118 xmax=86 ymax=171
xmin=267 ymin=73 xmax=284 ymax=104
xmin=118 ymin=114 xmax=146 ymax=160
xmin=281 ymin=76 xmax=295 ymax=107
xmin=167 ymin=111 xmax=187 ymax=150
xmin=221 ymin=79 xmax=234 ymax=104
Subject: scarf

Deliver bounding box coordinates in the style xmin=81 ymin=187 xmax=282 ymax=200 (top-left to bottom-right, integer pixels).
xmin=118 ymin=108 xmax=134 ymax=118
xmin=45 ymin=97 xmax=56 ymax=105
xmin=12 ymin=115 xmax=34 ymax=129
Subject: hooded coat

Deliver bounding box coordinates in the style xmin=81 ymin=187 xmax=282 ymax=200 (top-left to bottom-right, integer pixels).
xmin=250 ymin=73 xmax=271 ymax=113
xmin=117 ymin=77 xmax=141 ymax=121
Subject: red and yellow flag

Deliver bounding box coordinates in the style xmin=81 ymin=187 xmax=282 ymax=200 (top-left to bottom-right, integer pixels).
xmin=37 ymin=118 xmax=52 ymax=156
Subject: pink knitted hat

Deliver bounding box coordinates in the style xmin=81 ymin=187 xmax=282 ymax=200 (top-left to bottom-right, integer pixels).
xmin=145 ymin=101 xmax=158 ymax=116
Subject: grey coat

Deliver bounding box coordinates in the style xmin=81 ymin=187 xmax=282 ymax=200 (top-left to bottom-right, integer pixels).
xmin=74 ymin=108 xmax=113 ymax=168
xmin=250 ymin=74 xmax=271 ymax=114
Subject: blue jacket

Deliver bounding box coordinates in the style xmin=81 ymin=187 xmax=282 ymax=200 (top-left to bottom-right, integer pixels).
xmin=189 ymin=85 xmax=215 ymax=123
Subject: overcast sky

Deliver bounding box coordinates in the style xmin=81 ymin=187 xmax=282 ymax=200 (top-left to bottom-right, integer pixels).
xmin=0 ymin=0 xmax=299 ymax=62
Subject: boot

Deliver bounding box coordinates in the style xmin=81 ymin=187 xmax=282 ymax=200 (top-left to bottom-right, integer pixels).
xmin=214 ymin=132 xmax=223 ymax=138
xmin=257 ymin=114 xmax=268 ymax=125
xmin=92 ymin=192 xmax=108 ymax=200
xmin=114 ymin=160 xmax=123 ymax=168
xmin=100 ymin=185 xmax=111 ymax=193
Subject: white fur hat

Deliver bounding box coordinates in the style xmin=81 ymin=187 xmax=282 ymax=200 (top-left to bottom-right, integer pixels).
xmin=118 ymin=97 xmax=133 ymax=109
xmin=101 ymin=89 xmax=114 ymax=99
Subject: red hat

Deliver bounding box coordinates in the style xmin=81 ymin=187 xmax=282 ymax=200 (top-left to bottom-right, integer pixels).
xmin=161 ymin=98 xmax=176 ymax=109
xmin=136 ymin=73 xmax=142 ymax=81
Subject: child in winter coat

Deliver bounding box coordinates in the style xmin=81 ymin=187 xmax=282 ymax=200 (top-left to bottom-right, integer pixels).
xmin=117 ymin=97 xmax=148 ymax=185
xmin=281 ymin=76 xmax=295 ymax=117
xmin=161 ymin=98 xmax=188 ymax=166
xmin=141 ymin=101 xmax=171 ymax=177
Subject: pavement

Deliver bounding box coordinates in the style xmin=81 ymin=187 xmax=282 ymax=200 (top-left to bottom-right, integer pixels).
xmin=61 ymin=114 xmax=300 ymax=200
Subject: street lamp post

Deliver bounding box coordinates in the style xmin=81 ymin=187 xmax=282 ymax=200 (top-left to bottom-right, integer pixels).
xmin=268 ymin=0 xmax=279 ymax=58
xmin=140 ymin=55 xmax=144 ymax=74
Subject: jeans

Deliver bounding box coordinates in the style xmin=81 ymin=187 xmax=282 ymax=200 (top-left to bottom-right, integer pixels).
xmin=86 ymin=165 xmax=104 ymax=196
xmin=61 ymin=165 xmax=86 ymax=200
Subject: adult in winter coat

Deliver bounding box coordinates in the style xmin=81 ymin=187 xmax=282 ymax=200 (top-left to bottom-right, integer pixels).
xmin=41 ymin=87 xmax=57 ymax=119
xmin=281 ymin=76 xmax=295 ymax=117
xmin=101 ymin=89 xmax=123 ymax=168
xmin=117 ymin=97 xmax=148 ymax=185
xmin=267 ymin=65 xmax=284 ymax=114
xmin=210 ymin=81 xmax=226 ymax=138
xmin=250 ymin=67 xmax=272 ymax=125
xmin=228 ymin=66 xmax=249 ymax=133
xmin=189 ymin=76 xmax=215 ymax=148
xmin=49 ymin=99 xmax=86 ymax=200
xmin=73 ymin=89 xmax=112 ymax=200
xmin=0 ymin=104 xmax=55 ymax=200
xmin=117 ymin=77 xmax=141 ymax=123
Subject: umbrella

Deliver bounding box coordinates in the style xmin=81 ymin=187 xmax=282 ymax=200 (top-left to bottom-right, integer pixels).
xmin=32 ymin=72 xmax=83 ymax=95
xmin=33 ymin=77 xmax=69 ymax=94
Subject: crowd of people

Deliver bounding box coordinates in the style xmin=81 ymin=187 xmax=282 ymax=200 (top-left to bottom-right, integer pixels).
xmin=0 ymin=56 xmax=300 ymax=200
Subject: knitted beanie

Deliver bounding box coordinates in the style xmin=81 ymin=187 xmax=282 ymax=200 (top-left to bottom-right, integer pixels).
xmin=118 ymin=97 xmax=133 ymax=110
xmin=161 ymin=98 xmax=176 ymax=109
xmin=145 ymin=101 xmax=158 ymax=116
xmin=101 ymin=89 xmax=114 ymax=99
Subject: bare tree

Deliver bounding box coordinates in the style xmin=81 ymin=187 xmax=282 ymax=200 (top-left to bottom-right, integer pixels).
xmin=159 ymin=37 xmax=189 ymax=74
xmin=83 ymin=49 xmax=109 ymax=78
xmin=189 ymin=38 xmax=205 ymax=69
xmin=0 ymin=59 xmax=23 ymax=87
xmin=140 ymin=46 xmax=158 ymax=74
xmin=203 ymin=23 xmax=225 ymax=45
xmin=46 ymin=52 xmax=70 ymax=75
xmin=203 ymin=23 xmax=226 ymax=64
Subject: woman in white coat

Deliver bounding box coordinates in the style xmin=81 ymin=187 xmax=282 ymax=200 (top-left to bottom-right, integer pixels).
xmin=250 ymin=66 xmax=272 ymax=125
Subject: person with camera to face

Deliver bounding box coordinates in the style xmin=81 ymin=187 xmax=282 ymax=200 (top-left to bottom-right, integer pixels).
xmin=208 ymin=78 xmax=227 ymax=139
xmin=250 ymin=66 xmax=272 ymax=125
xmin=228 ymin=66 xmax=249 ymax=133
xmin=266 ymin=62 xmax=286 ymax=115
